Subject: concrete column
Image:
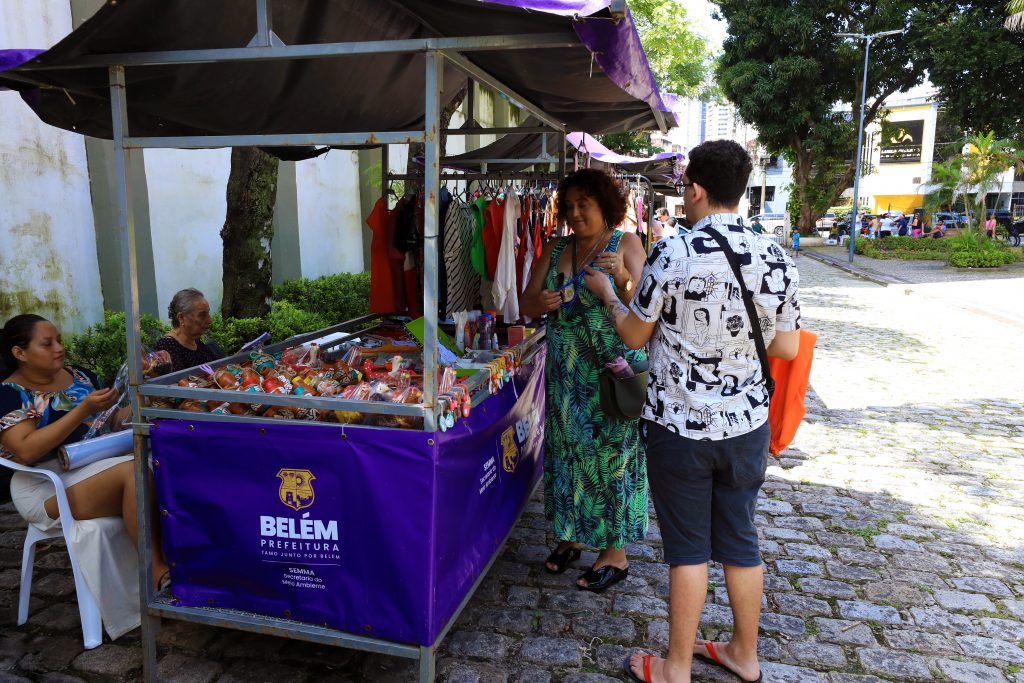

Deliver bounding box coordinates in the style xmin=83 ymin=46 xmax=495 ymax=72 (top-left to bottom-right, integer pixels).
xmin=70 ymin=0 xmax=159 ymax=317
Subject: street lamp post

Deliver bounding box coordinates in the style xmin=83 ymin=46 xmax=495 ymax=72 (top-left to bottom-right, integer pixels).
xmin=837 ymin=29 xmax=902 ymax=263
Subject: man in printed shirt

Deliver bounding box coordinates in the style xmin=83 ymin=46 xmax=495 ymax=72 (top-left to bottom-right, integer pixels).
xmin=584 ymin=140 xmax=800 ymax=683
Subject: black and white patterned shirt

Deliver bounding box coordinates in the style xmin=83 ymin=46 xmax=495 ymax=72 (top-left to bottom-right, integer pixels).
xmin=630 ymin=213 xmax=801 ymax=440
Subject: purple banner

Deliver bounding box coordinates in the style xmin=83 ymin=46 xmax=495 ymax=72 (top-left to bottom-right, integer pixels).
xmin=150 ymin=347 xmax=545 ymax=645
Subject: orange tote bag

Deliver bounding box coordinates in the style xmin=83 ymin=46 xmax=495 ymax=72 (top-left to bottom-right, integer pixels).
xmin=767 ymin=329 xmax=817 ymax=455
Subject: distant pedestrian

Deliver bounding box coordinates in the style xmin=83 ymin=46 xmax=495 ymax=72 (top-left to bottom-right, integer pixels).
xmin=985 ymin=215 xmax=996 ymax=238
xmin=790 ymin=228 xmax=800 ymax=256
xmin=750 ymin=217 xmax=764 ymax=234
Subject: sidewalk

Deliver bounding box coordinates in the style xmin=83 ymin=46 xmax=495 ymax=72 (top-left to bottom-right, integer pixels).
xmin=803 ymin=246 xmax=1024 ymax=329
xmin=1 ymin=257 xmax=1022 ymax=682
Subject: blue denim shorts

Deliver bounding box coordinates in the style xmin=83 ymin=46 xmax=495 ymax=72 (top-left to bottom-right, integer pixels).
xmin=644 ymin=419 xmax=769 ymax=567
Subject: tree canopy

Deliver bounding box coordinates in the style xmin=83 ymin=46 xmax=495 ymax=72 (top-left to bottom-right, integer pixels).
xmin=714 ymin=0 xmax=928 ymax=229
xmin=909 ymin=0 xmax=1024 ymax=142
xmin=629 ymin=0 xmax=713 ymax=98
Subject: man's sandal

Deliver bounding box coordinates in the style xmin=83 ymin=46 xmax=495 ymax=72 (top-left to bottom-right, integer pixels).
xmin=156 ymin=570 xmax=172 ymax=593
xmin=543 ymin=545 xmax=581 ymax=574
xmin=694 ymin=640 xmax=763 ymax=683
xmin=622 ymin=653 xmax=656 ymax=683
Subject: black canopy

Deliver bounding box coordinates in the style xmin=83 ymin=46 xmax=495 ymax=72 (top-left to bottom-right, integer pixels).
xmin=0 ymin=0 xmax=668 ymax=141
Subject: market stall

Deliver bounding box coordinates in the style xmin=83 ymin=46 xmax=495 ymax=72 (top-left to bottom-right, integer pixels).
xmin=0 ymin=1 xmax=672 ymax=680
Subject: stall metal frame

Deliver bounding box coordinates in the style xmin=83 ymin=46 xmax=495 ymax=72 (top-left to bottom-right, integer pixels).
xmin=47 ymin=18 xmax=598 ymax=683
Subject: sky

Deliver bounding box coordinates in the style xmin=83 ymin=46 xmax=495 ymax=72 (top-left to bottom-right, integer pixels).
xmin=682 ymin=0 xmax=728 ymax=53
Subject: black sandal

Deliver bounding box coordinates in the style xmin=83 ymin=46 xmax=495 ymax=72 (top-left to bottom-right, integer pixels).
xmin=577 ymin=564 xmax=628 ymax=592
xmin=544 ymin=545 xmax=582 ymax=574
xmin=156 ymin=570 xmax=172 ymax=593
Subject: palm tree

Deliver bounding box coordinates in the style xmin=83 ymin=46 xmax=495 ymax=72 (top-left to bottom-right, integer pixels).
xmin=1008 ymin=0 xmax=1024 ymax=31
xmin=960 ymin=131 xmax=1024 ymax=238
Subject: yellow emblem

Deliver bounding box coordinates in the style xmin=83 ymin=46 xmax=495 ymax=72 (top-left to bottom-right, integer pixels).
xmin=501 ymin=427 xmax=519 ymax=473
xmin=277 ymin=468 xmax=316 ymax=511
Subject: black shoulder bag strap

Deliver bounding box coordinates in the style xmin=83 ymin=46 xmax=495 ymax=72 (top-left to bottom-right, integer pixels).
xmin=704 ymin=229 xmax=775 ymax=399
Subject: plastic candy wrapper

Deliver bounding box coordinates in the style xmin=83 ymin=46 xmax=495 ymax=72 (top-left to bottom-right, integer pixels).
xmin=606 ymin=357 xmax=635 ymax=379
xmin=141 ymin=347 xmax=172 ymax=378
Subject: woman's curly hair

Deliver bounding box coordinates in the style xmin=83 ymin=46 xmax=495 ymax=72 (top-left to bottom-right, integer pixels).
xmin=556 ymin=169 xmax=627 ymax=227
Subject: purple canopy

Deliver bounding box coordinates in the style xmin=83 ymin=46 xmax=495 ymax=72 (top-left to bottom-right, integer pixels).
xmin=0 ymin=0 xmax=672 ymax=139
xmin=567 ymin=131 xmax=682 ymax=167
xmin=0 ymin=49 xmax=42 ymax=91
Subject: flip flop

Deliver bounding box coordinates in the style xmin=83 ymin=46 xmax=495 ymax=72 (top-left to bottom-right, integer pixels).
xmin=156 ymin=570 xmax=172 ymax=593
xmin=543 ymin=545 xmax=581 ymax=574
xmin=577 ymin=564 xmax=628 ymax=592
xmin=622 ymin=653 xmax=656 ymax=683
xmin=694 ymin=640 xmax=763 ymax=683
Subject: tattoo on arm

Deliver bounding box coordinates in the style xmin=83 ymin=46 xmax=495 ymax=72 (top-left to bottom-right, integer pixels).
xmin=605 ymin=298 xmax=630 ymax=326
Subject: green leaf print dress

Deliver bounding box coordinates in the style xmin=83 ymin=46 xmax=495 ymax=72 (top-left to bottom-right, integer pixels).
xmin=543 ymin=230 xmax=649 ymax=549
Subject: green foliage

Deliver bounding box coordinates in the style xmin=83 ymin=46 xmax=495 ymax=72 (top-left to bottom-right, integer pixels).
xmin=715 ymin=0 xmax=928 ymax=230
xmin=205 ymin=314 xmax=265 ymax=356
xmin=67 ymin=272 xmax=372 ymax=375
xmin=854 ymin=236 xmax=950 ymax=260
xmin=64 ymin=311 xmax=167 ymax=385
xmin=272 ymin=271 xmax=371 ymax=324
xmin=946 ymin=231 xmax=1020 ymax=267
xmin=629 ymin=0 xmax=712 ymax=97
xmin=597 ymin=132 xmax=663 ymax=157
xmin=910 ymin=0 xmax=1024 ymax=141
xmin=263 ymin=301 xmax=331 ymax=345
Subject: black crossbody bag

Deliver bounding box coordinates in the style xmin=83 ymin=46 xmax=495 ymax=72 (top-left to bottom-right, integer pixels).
xmin=704 ymin=229 xmax=775 ymax=399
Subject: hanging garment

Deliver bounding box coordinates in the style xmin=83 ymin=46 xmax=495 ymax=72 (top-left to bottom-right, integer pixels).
xmin=484 ymin=195 xmax=507 ymax=280
xmin=623 ymin=198 xmax=639 ymax=232
xmin=366 ymin=196 xmax=400 ymax=313
xmin=516 ymin=194 xmax=532 ymax=294
xmin=493 ymin=192 xmax=521 ymax=323
xmin=442 ymin=200 xmax=482 ymax=317
xmin=470 ymin=195 xmax=488 ymax=279
xmin=437 ymin=187 xmax=452 ymax=317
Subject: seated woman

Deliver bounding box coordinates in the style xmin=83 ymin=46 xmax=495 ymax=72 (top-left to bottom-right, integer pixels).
xmin=154 ymin=288 xmax=221 ymax=372
xmin=1 ymin=314 xmax=170 ymax=640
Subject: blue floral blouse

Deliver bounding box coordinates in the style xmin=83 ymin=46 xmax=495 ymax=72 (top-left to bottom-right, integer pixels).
xmin=0 ymin=368 xmax=102 ymax=460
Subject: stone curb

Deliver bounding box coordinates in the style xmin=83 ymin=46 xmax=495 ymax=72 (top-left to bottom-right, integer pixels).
xmin=799 ymin=249 xmax=907 ymax=287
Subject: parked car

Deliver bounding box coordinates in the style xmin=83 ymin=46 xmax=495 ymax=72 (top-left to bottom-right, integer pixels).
xmin=750 ymin=212 xmax=787 ymax=236
xmin=815 ymin=213 xmax=837 ymax=230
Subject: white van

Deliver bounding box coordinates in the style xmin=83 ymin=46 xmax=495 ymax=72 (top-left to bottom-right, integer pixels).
xmin=750 ymin=213 xmax=787 ymax=236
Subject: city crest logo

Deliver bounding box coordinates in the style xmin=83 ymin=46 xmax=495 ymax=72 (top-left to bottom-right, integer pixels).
xmin=500 ymin=426 xmax=519 ymax=473
xmin=277 ymin=468 xmax=316 ymax=511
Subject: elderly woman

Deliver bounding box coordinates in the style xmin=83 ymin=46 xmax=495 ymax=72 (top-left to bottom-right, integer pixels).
xmin=155 ymin=288 xmax=220 ymax=372
xmin=520 ymin=169 xmax=649 ymax=592
xmin=0 ymin=314 xmax=170 ymax=639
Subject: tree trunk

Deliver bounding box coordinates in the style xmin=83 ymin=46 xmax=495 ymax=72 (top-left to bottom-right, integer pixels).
xmin=221 ymin=147 xmax=279 ymax=319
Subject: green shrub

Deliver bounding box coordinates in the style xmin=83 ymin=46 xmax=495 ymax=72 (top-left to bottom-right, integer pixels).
xmin=264 ymin=301 xmax=331 ymax=344
xmin=66 ymin=272 xmax=369 ymax=376
xmin=273 ymin=272 xmax=371 ymax=324
xmin=948 ymin=250 xmax=1016 ymax=267
xmin=64 ymin=310 xmax=167 ymax=385
xmin=206 ymin=314 xmax=265 ymax=356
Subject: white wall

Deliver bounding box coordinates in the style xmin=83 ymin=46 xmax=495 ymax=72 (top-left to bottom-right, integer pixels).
xmin=144 ymin=149 xmax=231 ymax=318
xmin=0 ymin=0 xmax=103 ymax=333
xmin=295 ymin=150 xmax=364 ymax=277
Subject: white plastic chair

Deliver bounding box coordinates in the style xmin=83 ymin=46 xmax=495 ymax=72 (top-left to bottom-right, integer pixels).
xmin=0 ymin=458 xmax=104 ymax=649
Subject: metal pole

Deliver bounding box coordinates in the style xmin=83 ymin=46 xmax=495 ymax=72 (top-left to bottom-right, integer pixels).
xmin=848 ymin=36 xmax=872 ymax=263
xmin=109 ymin=65 xmax=159 ymax=682
xmin=422 ymin=51 xmax=442 ymax=433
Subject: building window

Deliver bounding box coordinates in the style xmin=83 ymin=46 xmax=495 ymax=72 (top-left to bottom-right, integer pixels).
xmin=1012 ymin=192 xmax=1024 ymax=218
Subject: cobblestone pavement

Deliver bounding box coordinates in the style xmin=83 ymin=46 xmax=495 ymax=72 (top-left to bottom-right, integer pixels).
xmin=1 ymin=257 xmax=1023 ymax=682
